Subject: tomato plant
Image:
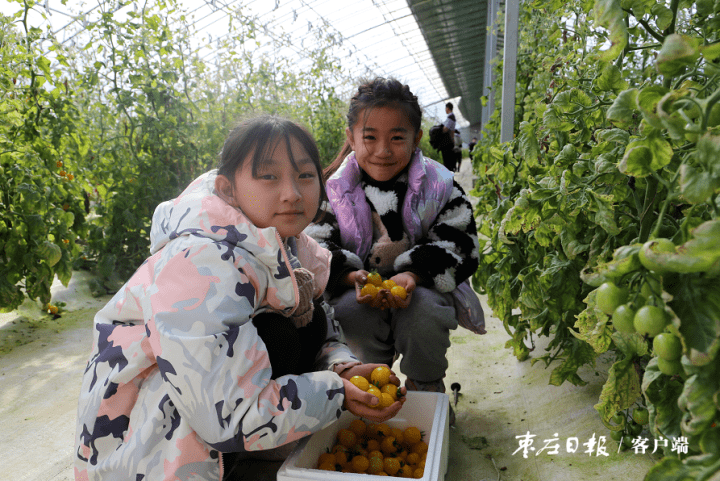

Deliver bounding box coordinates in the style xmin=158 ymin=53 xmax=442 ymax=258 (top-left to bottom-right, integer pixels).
xmin=471 ymin=0 xmax=720 ymax=478
xmin=1 ymin=3 xmax=89 ymax=311
xmin=1 ymin=0 xmax=352 ymax=305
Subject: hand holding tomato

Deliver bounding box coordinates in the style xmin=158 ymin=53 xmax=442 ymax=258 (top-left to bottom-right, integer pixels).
xmin=353 ymin=270 xmax=391 ymax=309
xmin=383 ymin=273 xmax=415 ymax=309
xmin=340 ymin=363 xmax=406 ymax=422
xmin=354 ymin=271 xmax=415 ymax=309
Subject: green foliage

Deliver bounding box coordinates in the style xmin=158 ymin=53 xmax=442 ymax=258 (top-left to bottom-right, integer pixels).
xmin=0 ymin=0 xmax=352 ymax=304
xmin=472 ymin=0 xmax=720 ymax=477
xmin=1 ymin=5 xmax=88 ymax=311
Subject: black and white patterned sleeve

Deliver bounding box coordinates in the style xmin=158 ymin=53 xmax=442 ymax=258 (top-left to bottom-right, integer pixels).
xmin=304 ymin=201 xmax=364 ymax=296
xmin=394 ymin=180 xmax=480 ymax=293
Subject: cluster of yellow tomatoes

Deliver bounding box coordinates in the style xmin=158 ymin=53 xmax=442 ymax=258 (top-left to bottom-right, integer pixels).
xmin=315 ymin=417 xmax=428 ymax=477
xmin=350 ymin=366 xmax=403 ymax=409
xmin=360 ymin=272 xmax=407 ymax=300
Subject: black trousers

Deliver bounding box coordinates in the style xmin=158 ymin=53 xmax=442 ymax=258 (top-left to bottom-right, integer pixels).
xmin=222 ymin=301 xmax=328 ymax=480
xmin=441 ymin=147 xmax=456 ymax=171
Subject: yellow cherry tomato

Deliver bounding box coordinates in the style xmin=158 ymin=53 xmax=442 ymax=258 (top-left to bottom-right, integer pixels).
xmin=391 ymin=285 xmax=407 ymax=300
xmin=367 ymin=454 xmax=384 ymax=474
xmin=371 ymin=365 xmax=392 ymax=387
xmin=337 ymin=428 xmax=357 ymax=448
xmin=383 ymin=457 xmax=401 ymax=475
xmin=367 ymin=272 xmax=383 ymax=287
xmin=318 ymin=452 xmax=336 ymax=466
xmin=380 ymin=383 xmax=398 ymax=401
xmin=349 ymin=419 xmax=367 ymax=438
xmin=360 ymin=283 xmax=379 ymax=298
xmin=366 ymin=385 xmax=382 ymax=406
xmin=349 ymin=375 xmax=370 ymax=391
xmin=403 ymin=426 xmax=422 ymax=446
xmin=378 ymin=392 xmax=395 ymax=408
xmin=351 ymin=455 xmax=370 ymax=473
xmin=382 ymin=279 xmax=397 ymax=289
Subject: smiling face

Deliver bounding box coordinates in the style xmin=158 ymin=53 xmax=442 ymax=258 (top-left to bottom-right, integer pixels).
xmin=346 ymin=105 xmax=423 ymax=182
xmin=215 ymin=136 xmax=321 ymax=238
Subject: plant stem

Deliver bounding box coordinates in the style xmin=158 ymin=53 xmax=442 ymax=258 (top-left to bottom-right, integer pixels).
xmin=638 ymin=177 xmax=659 ymax=243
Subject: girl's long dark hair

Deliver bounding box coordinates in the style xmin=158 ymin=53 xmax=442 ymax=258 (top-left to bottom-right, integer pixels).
xmin=323 ymin=78 xmax=422 ymax=181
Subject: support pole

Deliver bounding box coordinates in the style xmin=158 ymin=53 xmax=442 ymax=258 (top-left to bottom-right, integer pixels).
xmin=481 ymin=0 xmax=500 ymax=140
xmin=500 ymin=0 xmax=519 ymax=143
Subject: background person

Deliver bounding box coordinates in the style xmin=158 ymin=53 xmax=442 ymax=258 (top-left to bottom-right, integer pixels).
xmin=440 ymin=102 xmax=457 ymax=171
xmin=453 ymin=129 xmax=463 ymax=172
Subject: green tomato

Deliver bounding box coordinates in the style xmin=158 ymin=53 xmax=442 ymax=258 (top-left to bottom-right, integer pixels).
xmin=653 ymin=333 xmax=682 ymax=361
xmin=657 ymin=357 xmax=683 ymax=376
xmin=634 ymin=305 xmax=668 ymax=337
xmin=629 ymin=421 xmax=644 ymax=436
xmin=596 ymin=282 xmax=629 ymax=315
xmin=632 ymin=407 xmax=649 ymax=426
xmin=610 ymin=429 xmax=624 ymax=441
xmin=612 ymin=304 xmax=636 ymax=333
xmin=611 ymin=413 xmax=626 ymax=427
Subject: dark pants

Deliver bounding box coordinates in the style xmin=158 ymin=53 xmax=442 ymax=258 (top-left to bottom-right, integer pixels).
xmin=441 ymin=147 xmax=456 ymax=171
xmin=251 ymin=299 xmax=328 ymax=378
xmin=222 ymin=301 xmax=327 ymax=480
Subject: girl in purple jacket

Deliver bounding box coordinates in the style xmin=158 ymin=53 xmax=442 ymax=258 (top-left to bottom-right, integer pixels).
xmin=305 ymin=78 xmax=481 ymax=424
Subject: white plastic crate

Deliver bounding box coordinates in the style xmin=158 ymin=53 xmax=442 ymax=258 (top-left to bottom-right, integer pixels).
xmin=277 ymin=391 xmax=449 ymax=481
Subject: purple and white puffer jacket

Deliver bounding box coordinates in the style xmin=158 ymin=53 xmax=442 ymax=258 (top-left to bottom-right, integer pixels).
xmin=75 ymin=170 xmax=358 ymax=481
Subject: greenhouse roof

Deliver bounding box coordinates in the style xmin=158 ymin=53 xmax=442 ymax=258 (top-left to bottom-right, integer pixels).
xmin=2 ymin=0 xmax=491 ymax=127
xmin=407 ymin=0 xmax=488 ymax=127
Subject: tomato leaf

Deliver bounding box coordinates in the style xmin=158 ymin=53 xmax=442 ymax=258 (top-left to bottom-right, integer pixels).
xmin=596 ymin=63 xmax=628 ymax=93
xmin=677 ymin=370 xmax=719 ymax=436
xmin=642 ymin=359 xmax=684 ymax=447
xmin=573 ymin=290 xmax=613 ymax=353
xmin=593 ymin=0 xmax=629 ymax=61
xmin=656 ymin=34 xmax=701 ymax=77
xmin=670 ymin=275 xmax=720 ymax=364
xmin=606 ymin=89 xmax=638 ymax=129
xmin=637 ymin=85 xmax=669 ymax=129
xmin=619 ymin=127 xmax=674 ymax=176
xmin=589 ymin=190 xmax=620 ymax=235
xmin=549 ymin=341 xmax=596 ymax=386
xmin=680 ymin=164 xmax=720 ymax=204
xmin=651 ymin=4 xmax=674 ymax=31
xmin=594 ymin=357 xmax=642 ymax=424
xmin=518 ymin=121 xmax=540 ymax=164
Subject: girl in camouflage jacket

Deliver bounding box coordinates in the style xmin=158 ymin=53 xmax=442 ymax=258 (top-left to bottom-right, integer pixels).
xmin=74 ymin=115 xmax=405 ymax=481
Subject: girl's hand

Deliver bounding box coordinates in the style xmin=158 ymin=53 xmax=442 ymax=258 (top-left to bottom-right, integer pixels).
xmin=340 ymin=364 xmax=406 ymax=423
xmin=346 ymin=269 xmax=369 ymax=287
xmin=383 ymin=273 xmax=416 ymax=309
xmin=340 ymin=363 xmax=404 ymax=389
xmin=353 ymin=270 xmax=389 ymax=309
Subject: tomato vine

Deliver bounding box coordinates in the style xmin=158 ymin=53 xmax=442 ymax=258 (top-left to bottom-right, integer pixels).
xmin=471 ymin=0 xmax=720 ymax=477
xmin=1 ymin=0 xmax=353 ymax=302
